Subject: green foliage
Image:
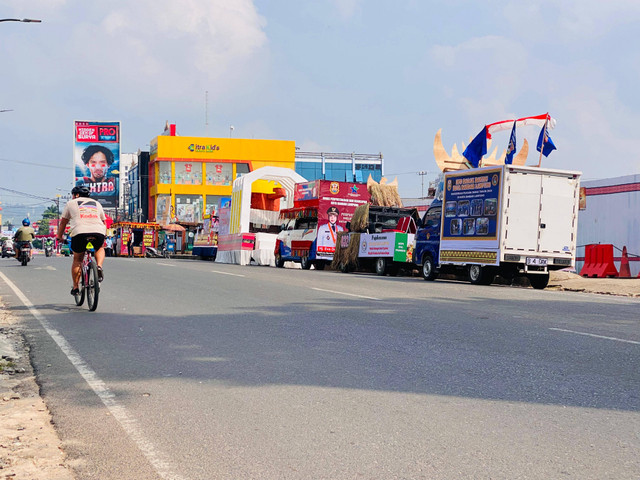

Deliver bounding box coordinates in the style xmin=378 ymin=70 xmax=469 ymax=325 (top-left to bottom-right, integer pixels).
xmin=42 ymin=204 xmax=60 ymax=219
xmin=38 ymin=218 xmax=50 ymax=235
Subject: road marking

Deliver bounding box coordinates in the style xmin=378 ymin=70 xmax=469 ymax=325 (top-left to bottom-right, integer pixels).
xmin=0 ymin=271 xmax=185 ymax=480
xmin=211 ymin=270 xmax=245 ymax=277
xmin=312 ymin=287 xmax=380 ymax=300
xmin=550 ymin=327 xmax=640 ymax=345
xmin=34 ymin=266 xmax=57 ymax=270
xmin=157 ymin=262 xmax=175 ymax=267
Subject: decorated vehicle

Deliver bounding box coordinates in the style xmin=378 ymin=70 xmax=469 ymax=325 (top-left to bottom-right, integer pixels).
xmin=274 ymin=180 xmax=370 ymax=270
xmin=414 ymin=164 xmax=581 ymax=289
xmin=333 ymin=204 xmax=421 ymax=275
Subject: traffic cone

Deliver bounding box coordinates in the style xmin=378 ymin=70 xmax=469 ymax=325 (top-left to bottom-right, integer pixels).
xmin=619 ymin=246 xmax=631 ymax=278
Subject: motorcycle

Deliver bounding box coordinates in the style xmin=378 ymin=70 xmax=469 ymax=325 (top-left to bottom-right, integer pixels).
xmin=17 ymin=241 xmax=32 ymax=266
xmin=2 ymin=243 xmax=15 ymax=258
xmin=44 ymin=243 xmax=53 ymax=257
xmin=145 ymin=245 xmax=170 ymax=259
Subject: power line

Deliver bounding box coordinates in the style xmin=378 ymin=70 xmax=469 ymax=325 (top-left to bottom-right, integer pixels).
xmin=0 ymin=157 xmax=68 ymax=170
xmin=0 ymin=186 xmax=56 ymax=202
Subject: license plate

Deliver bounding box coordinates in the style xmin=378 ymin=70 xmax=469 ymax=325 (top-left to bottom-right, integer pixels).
xmin=526 ymin=257 xmax=548 ymax=266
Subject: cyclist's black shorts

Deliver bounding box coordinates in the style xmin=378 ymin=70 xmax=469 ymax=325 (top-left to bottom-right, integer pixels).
xmin=71 ymin=233 xmax=105 ymax=253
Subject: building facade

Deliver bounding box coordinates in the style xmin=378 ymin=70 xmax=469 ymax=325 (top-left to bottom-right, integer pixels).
xmin=148 ymin=134 xmax=295 ymax=225
xmin=294 ymin=151 xmax=384 ymax=184
xmin=576 ymin=174 xmax=640 ymax=276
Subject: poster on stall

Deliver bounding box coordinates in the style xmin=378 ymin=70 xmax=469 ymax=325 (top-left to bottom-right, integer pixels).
xmin=73 ymin=121 xmax=120 ymax=208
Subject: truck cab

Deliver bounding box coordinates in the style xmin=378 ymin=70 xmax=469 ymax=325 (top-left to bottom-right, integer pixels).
xmin=275 ymin=214 xmax=320 ymax=269
xmin=414 ymin=200 xmax=442 ymax=280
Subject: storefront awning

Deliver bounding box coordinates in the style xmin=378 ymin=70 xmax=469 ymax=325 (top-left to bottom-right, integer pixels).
xmin=160 ymin=223 xmax=186 ymax=232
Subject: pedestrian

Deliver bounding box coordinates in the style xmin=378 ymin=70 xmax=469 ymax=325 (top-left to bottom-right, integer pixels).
xmin=104 ymin=236 xmax=113 ymax=257
xmin=127 ymin=229 xmax=134 ymax=257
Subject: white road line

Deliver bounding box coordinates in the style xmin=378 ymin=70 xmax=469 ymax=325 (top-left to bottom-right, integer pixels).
xmin=211 ymin=270 xmax=245 ymax=277
xmin=550 ymin=327 xmax=640 ymax=345
xmin=312 ymin=287 xmax=380 ymax=300
xmin=0 ymin=271 xmax=185 ymax=480
xmin=157 ymin=262 xmax=175 ymax=267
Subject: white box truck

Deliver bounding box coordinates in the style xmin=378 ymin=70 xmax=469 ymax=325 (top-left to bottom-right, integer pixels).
xmin=414 ymin=164 xmax=581 ymax=289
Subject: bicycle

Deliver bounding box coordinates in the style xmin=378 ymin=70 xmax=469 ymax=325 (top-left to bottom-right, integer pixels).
xmin=73 ymin=237 xmax=100 ymax=312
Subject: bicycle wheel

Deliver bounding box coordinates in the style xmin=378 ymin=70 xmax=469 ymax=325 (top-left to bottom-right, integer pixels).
xmin=74 ymin=266 xmax=86 ymax=306
xmin=86 ymin=259 xmax=100 ymax=311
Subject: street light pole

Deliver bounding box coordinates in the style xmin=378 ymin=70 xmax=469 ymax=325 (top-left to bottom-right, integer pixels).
xmin=0 ymin=18 xmax=42 ymax=23
xmin=417 ymin=171 xmax=428 ymax=199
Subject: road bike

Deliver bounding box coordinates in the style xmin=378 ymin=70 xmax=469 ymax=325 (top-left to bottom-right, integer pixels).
xmin=73 ymin=238 xmax=100 ymax=311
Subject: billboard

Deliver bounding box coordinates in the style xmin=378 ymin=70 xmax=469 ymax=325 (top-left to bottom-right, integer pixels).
xmin=74 ymin=121 xmax=120 ymax=208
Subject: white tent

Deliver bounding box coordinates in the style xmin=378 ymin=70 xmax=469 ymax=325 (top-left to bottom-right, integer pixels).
xmin=229 ymin=166 xmax=306 ymax=234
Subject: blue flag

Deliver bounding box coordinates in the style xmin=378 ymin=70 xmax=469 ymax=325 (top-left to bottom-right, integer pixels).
xmin=462 ymin=127 xmax=487 ymax=168
xmin=505 ymin=121 xmax=516 ymax=164
xmin=537 ymin=123 xmax=557 ymax=157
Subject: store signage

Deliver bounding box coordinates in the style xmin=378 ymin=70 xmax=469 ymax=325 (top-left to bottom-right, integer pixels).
xmin=188 ymin=143 xmax=221 ymax=153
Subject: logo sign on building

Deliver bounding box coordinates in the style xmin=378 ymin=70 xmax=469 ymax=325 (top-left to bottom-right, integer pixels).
xmin=73 ymin=121 xmax=120 ymax=208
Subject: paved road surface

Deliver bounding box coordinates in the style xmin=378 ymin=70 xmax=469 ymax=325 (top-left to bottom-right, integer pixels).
xmin=1 ymin=255 xmax=639 ymax=479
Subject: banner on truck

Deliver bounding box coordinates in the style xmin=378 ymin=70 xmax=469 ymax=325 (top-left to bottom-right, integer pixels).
xmin=314 ymin=181 xmax=370 ymax=258
xmin=73 ymin=121 xmax=120 ymax=208
xmin=442 ymin=169 xmax=501 ymax=242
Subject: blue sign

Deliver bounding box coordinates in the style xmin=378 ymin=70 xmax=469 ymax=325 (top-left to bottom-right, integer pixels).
xmin=442 ymin=169 xmax=501 ymax=241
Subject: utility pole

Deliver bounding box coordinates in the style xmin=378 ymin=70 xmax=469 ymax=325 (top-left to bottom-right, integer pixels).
xmin=417 ymin=171 xmax=428 ymax=198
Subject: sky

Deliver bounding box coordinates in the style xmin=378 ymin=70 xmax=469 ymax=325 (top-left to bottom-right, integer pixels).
xmin=2 ymin=0 xmax=640 ymax=221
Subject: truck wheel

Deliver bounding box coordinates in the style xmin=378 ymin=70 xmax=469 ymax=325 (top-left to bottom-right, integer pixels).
xmin=528 ymin=273 xmax=550 ymax=290
xmin=375 ymin=257 xmax=387 ymax=276
xmin=422 ymin=256 xmax=438 ymax=281
xmin=314 ymin=261 xmax=325 ymax=270
xmin=275 ymin=253 xmax=285 ymax=268
xmin=469 ymin=265 xmax=494 ymax=285
xmin=301 ymin=256 xmax=312 ymax=270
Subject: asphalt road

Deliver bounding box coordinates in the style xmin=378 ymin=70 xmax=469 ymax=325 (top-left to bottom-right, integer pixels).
xmin=1 ymin=254 xmax=639 ymax=479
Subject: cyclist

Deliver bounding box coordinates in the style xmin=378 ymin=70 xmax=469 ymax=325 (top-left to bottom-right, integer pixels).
xmin=56 ymin=186 xmax=107 ymax=296
xmin=13 ymin=218 xmax=35 ymax=259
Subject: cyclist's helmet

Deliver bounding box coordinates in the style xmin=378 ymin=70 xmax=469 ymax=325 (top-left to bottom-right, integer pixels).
xmin=71 ymin=185 xmax=91 ymax=197
xmin=22 ymin=218 xmax=30 ymax=226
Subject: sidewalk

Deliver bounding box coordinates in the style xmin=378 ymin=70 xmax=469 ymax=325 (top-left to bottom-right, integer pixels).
xmin=0 ymin=271 xmax=638 ymax=478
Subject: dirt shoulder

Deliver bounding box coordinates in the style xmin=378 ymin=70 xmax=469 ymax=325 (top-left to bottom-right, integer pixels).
xmin=0 ymin=301 xmax=74 ymax=480
xmin=548 ymin=271 xmax=640 ymax=297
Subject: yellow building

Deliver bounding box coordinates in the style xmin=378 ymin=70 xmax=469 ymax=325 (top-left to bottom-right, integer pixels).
xmin=149 ymin=135 xmax=295 ymax=224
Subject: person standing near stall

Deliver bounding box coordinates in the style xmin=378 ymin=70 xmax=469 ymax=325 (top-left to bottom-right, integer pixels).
xmin=127 ymin=228 xmax=134 ymax=257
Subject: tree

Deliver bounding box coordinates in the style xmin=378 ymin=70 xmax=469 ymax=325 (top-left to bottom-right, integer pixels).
xmin=42 ymin=204 xmax=60 ymax=219
xmin=38 ymin=218 xmax=50 ymax=236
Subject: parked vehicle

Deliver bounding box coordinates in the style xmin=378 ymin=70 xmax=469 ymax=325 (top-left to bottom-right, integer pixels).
xmin=413 ymin=164 xmax=581 ymax=289
xmin=335 ymin=205 xmax=421 ymax=275
xmin=274 ymin=180 xmax=370 ymax=270
xmin=145 ymin=245 xmax=170 ymax=258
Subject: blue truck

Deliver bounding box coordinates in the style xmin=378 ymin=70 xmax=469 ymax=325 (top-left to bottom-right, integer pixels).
xmin=413 ymin=164 xmax=581 ymax=289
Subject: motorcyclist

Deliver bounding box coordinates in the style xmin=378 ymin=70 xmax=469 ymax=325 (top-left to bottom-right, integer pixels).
xmin=56 ymin=185 xmax=107 ymax=296
xmin=14 ymin=218 xmax=35 ymax=259
xmin=44 ymin=237 xmax=55 ymax=256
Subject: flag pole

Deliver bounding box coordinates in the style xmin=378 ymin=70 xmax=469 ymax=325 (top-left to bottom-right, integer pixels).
xmin=536 ymin=115 xmax=549 ymax=167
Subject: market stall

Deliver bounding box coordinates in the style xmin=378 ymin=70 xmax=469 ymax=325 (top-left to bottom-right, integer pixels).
xmin=112 ymin=222 xmax=161 ymax=257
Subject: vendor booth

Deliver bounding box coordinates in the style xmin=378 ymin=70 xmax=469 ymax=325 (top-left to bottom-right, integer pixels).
xmin=113 ymin=222 xmax=161 ymax=257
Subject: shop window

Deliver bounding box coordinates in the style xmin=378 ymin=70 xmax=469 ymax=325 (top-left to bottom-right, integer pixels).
xmin=175 ymin=195 xmax=203 ymax=223
xmin=235 ymin=163 xmax=250 ymax=179
xmin=176 ymin=162 xmax=203 ymax=185
xmin=158 ymin=162 xmax=172 ymax=184
xmin=206 ymin=163 xmax=233 ymax=186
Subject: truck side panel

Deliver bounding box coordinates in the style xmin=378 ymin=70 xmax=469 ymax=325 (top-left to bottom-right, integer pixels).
xmin=538 ymin=174 xmax=579 ymax=255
